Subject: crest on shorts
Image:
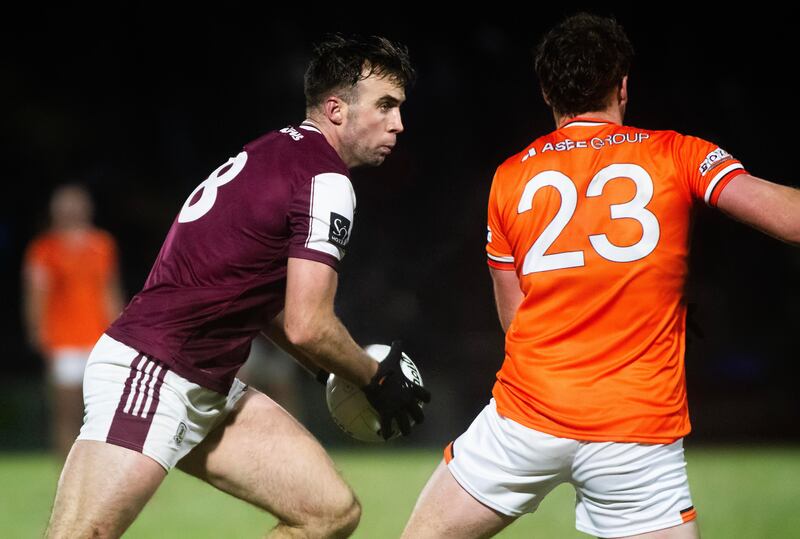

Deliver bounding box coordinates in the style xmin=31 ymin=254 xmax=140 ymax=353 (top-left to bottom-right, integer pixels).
xmin=174 ymin=422 xmax=187 ymax=444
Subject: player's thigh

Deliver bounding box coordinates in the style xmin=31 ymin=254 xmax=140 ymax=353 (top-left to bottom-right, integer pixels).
xmin=404 ymin=400 xmax=575 ymax=538
xmin=445 ymin=399 xmax=574 ymax=516
xmin=572 ymin=439 xmax=697 ymax=538
xmin=615 ymin=519 xmax=699 ymax=539
xmin=47 ymin=440 xmax=166 ymax=539
xmin=177 ymin=389 xmax=356 ymax=524
xmin=402 ymin=459 xmax=515 ymax=539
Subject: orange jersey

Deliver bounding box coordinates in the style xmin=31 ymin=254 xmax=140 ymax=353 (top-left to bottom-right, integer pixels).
xmin=486 ymin=117 xmax=747 ymax=443
xmin=24 ymin=229 xmax=118 ymax=350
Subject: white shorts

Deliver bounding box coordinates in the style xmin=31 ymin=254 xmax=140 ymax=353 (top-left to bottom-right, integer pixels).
xmin=446 ymin=400 xmax=696 ymax=538
xmin=78 ymin=334 xmax=248 ymax=471
xmin=50 ymin=348 xmax=91 ymax=386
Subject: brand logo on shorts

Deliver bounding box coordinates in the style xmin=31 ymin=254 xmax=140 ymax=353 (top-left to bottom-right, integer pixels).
xmin=328 ymin=212 xmax=352 ymax=248
xmin=174 ymin=422 xmax=187 ymax=444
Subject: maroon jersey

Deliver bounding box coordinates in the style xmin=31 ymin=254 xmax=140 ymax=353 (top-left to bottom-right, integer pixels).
xmin=107 ymin=122 xmax=355 ymax=393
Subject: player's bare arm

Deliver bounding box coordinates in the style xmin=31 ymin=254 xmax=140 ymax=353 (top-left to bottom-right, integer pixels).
xmin=261 ymin=310 xmax=330 ymax=382
xmin=489 ymin=267 xmax=524 ymax=333
xmin=284 ymin=256 xmax=378 ymax=386
xmin=716 ymin=173 xmax=800 ymax=246
xmin=22 ymin=261 xmax=48 ymax=353
xmin=105 ymin=270 xmax=125 ymax=321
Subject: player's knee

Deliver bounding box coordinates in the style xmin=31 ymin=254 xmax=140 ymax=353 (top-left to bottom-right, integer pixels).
xmin=321 ymin=489 xmax=361 ymax=538
xmin=335 ymin=493 xmax=362 ymax=537
xmin=304 ymin=488 xmax=361 ymax=538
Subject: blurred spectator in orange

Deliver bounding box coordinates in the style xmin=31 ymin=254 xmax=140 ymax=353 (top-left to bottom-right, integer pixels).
xmin=22 ymin=184 xmax=124 ymax=459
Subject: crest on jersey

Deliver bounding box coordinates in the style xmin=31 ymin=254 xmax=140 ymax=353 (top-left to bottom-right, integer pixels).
xmin=699 ymin=147 xmax=733 ymax=176
xmin=328 ymin=212 xmax=352 ymax=248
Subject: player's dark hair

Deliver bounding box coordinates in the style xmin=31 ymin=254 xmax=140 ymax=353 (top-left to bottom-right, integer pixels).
xmin=534 ymin=13 xmax=633 ymax=117
xmin=304 ymin=34 xmax=415 ymax=109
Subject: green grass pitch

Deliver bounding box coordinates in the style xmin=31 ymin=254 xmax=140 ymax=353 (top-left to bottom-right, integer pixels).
xmin=2 ymin=446 xmax=799 ymax=538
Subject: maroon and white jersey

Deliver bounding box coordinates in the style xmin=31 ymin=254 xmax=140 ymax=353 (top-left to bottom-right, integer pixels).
xmin=107 ymin=122 xmax=354 ymax=394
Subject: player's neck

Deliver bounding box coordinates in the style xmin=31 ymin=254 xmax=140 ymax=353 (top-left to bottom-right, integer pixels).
xmin=302 ymin=117 xmax=352 ymax=169
xmin=554 ymin=108 xmax=624 ymax=129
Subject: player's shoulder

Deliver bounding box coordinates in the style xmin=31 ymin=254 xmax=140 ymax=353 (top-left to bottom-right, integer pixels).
xmin=23 ymin=231 xmax=60 ymax=265
xmin=25 ymin=232 xmax=49 ymax=253
xmin=88 ymin=228 xmax=117 ymax=249
xmin=244 ymin=122 xmax=349 ymax=179
xmin=623 ymin=124 xmax=716 ymax=148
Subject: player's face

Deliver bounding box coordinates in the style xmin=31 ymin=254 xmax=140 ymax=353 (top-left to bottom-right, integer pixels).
xmin=51 ymin=187 xmax=94 ymax=228
xmin=340 ymin=73 xmax=405 ymax=168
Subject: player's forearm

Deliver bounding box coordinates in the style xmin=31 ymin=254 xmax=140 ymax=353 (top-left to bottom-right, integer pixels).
xmin=717 ymin=175 xmax=800 ymax=246
xmin=22 ymin=279 xmax=46 ymax=350
xmin=23 ymin=297 xmax=43 ymax=345
xmin=490 ymin=267 xmax=524 ymax=333
xmin=105 ymin=274 xmax=125 ymax=322
xmin=496 ymin=301 xmax=517 ymax=333
xmin=284 ymin=312 xmax=378 ymax=387
xmin=261 ymin=313 xmax=325 ymax=378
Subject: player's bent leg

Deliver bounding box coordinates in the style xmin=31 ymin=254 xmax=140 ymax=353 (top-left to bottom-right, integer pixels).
xmin=46 ymin=440 xmax=167 ymax=539
xmin=573 ymin=438 xmax=699 ymax=539
xmin=401 ymin=460 xmax=515 ymax=539
xmin=177 ymin=390 xmax=361 ymax=538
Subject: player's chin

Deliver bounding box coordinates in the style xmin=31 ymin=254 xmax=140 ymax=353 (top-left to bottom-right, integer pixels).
xmin=362 ymin=154 xmax=388 ymax=167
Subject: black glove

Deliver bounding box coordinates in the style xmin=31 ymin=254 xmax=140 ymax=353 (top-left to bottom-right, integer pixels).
xmin=361 ymin=341 xmax=431 ymax=440
xmin=316 ymin=369 xmax=331 ymax=385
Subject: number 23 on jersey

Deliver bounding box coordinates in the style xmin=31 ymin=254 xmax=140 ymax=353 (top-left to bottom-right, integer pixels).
xmin=515 ymin=163 xmax=661 ymax=275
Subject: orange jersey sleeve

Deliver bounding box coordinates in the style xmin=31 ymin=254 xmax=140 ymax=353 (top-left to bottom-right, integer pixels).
xmin=487 ymin=169 xmax=516 ymax=270
xmin=486 ymin=117 xmax=746 ymax=444
xmin=24 ymin=230 xmax=119 ymax=350
xmin=672 ymin=133 xmax=747 ymax=206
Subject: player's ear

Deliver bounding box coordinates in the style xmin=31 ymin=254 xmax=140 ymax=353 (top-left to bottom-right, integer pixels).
xmin=541 ymin=89 xmax=551 ymax=106
xmin=618 ymin=76 xmax=629 ymax=107
xmin=323 ymin=96 xmax=345 ymax=126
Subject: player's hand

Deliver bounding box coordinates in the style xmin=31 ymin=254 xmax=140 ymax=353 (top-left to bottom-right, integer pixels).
xmin=361 ymin=340 xmax=431 ymax=440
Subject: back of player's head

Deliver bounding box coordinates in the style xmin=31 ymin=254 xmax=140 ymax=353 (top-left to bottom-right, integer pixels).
xmin=304 ymin=34 xmax=415 ymax=110
xmin=535 ymin=13 xmax=633 ymax=117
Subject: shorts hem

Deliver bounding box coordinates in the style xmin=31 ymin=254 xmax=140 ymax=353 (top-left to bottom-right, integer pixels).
xmin=575 ymin=516 xmax=687 ymax=538
xmin=77 ymin=434 xmax=172 ymax=472
xmin=446 ymin=460 xmax=524 ymax=518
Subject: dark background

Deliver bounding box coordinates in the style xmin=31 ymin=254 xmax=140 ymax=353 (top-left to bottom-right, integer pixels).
xmin=2 ymin=8 xmax=798 ymax=447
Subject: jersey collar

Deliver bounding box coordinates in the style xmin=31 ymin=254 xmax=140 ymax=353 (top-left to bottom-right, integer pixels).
xmin=559 ymin=116 xmax=620 ymax=129
xmin=299 ymin=120 xmax=323 ymax=134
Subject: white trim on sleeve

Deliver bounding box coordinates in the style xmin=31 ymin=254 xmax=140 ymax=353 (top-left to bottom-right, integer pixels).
xmin=703 ymin=163 xmax=744 ymax=205
xmin=306 ymin=173 xmax=356 ymax=260
xmin=488 ymin=253 xmax=515 ymax=264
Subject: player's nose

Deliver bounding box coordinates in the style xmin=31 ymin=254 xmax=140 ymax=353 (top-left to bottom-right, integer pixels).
xmin=389 ymin=109 xmax=404 ymax=134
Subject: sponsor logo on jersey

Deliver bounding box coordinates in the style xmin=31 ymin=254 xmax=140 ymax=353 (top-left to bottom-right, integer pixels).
xmin=279 ymin=126 xmax=304 ymax=141
xmin=699 ymin=147 xmax=733 ymax=176
xmin=528 ymin=133 xmax=650 ymax=158
xmin=521 ymin=147 xmax=537 ymax=163
xmin=328 ymin=212 xmax=352 ymax=248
